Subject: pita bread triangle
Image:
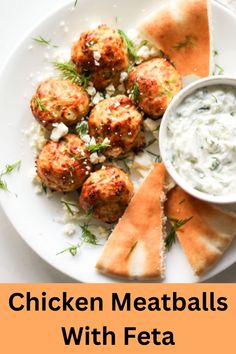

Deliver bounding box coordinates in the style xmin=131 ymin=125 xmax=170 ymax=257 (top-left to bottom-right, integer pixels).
xmin=166 ymin=186 xmax=236 ymax=276
xmin=139 ymin=0 xmax=212 ymax=79
xmin=96 ymin=163 xmax=168 ymax=279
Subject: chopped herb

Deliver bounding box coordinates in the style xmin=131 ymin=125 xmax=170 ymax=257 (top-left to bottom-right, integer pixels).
xmin=88 ymin=142 xmax=110 ymax=154
xmin=139 ymin=39 xmax=149 ymax=48
xmin=145 ymin=138 xmax=157 ymax=148
xmin=76 ymin=121 xmax=88 ymax=138
xmin=130 ymin=81 xmax=140 ymax=103
xmin=0 ymin=161 xmax=21 ymax=191
xmin=127 ymin=63 xmax=135 ymax=74
xmin=210 ymin=158 xmax=220 ymax=171
xmin=198 ymin=106 xmax=210 ymax=112
xmin=213 ymin=64 xmax=224 ymax=76
xmin=81 ymin=224 xmax=97 ymax=245
xmin=57 ymin=243 xmax=81 ymax=256
xmin=166 ymin=217 xmax=193 ymax=251
xmin=74 ymin=0 xmax=78 ymax=7
xmin=214 ymin=50 xmax=219 ymax=56
xmin=174 ymin=36 xmax=195 ymax=50
xmin=53 ymin=61 xmax=90 ymax=88
xmin=42 ymin=184 xmax=47 ymax=194
xmin=146 ymin=150 xmax=162 ymax=162
xmin=33 ymin=36 xmax=58 ymax=48
xmin=61 ymin=200 xmax=79 ymax=216
xmin=35 ymin=96 xmax=46 ymax=111
xmin=212 ymin=95 xmax=218 ymax=103
xmin=118 ymin=29 xmax=139 ymax=62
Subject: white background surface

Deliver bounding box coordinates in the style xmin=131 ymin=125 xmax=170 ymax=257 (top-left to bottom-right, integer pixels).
xmin=0 ymin=0 xmax=235 ymax=283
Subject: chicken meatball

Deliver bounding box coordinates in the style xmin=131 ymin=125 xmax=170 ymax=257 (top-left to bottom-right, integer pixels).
xmin=127 ymin=58 xmax=182 ymax=119
xmin=71 ymin=25 xmax=129 ymax=90
xmin=36 ymin=134 xmax=91 ymax=192
xmin=88 ymin=95 xmax=143 ymax=158
xmin=79 ymin=166 xmax=134 ymax=223
xmin=31 ymin=78 xmax=90 ymax=129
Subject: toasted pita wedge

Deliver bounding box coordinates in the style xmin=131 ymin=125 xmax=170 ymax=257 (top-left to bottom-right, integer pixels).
xmin=166 ymin=187 xmax=236 ymax=276
xmin=96 ymin=163 xmax=168 ymax=279
xmin=139 ymin=0 xmax=212 ymax=79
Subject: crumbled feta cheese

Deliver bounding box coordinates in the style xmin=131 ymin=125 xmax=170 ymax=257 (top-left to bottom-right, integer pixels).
xmin=50 ymin=123 xmax=69 ymax=142
xmin=137 ymin=45 xmax=150 ymax=60
xmin=81 ymin=134 xmax=91 ymax=144
xmin=90 ymin=137 xmax=96 ymax=145
xmin=92 ymin=92 xmax=104 ymax=105
xmin=150 ymin=46 xmax=159 ymax=57
xmin=144 ymin=118 xmax=160 ymax=131
xmin=94 ymin=60 xmax=100 ymax=66
xmin=86 ymin=86 xmax=96 ymax=96
xmin=90 ymin=152 xmax=99 ymax=164
xmin=93 ymin=51 xmax=101 ymax=61
xmin=120 ymin=71 xmax=128 ymax=83
xmin=103 ymin=137 xmax=110 ymax=145
xmin=114 ymin=101 xmax=120 ymax=108
xmin=105 ymin=84 xmax=115 ymax=95
xmin=63 ymin=223 xmax=76 ymax=236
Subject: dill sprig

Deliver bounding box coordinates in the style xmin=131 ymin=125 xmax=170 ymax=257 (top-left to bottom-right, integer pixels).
xmin=61 ymin=200 xmax=79 ymax=216
xmin=118 ymin=29 xmax=139 ymax=62
xmin=53 ymin=61 xmax=90 ymax=88
xmin=76 ymin=121 xmax=88 ymax=138
xmin=88 ymin=142 xmax=110 ymax=154
xmin=35 ymin=96 xmax=46 ymax=111
xmin=166 ymin=217 xmax=193 ymax=251
xmin=213 ymin=64 xmax=224 ymax=76
xmin=0 ymin=161 xmax=21 ymax=191
xmin=130 ymin=81 xmax=140 ymax=103
xmin=33 ymin=36 xmax=58 ymax=48
xmin=174 ymin=36 xmax=195 ymax=50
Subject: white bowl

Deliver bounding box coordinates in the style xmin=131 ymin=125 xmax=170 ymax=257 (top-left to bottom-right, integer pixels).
xmin=159 ymin=75 xmax=236 ymax=204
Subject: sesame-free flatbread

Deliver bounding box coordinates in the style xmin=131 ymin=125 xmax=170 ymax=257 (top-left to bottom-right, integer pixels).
xmin=139 ymin=0 xmax=212 ymax=79
xmin=166 ymin=186 xmax=236 ymax=276
xmin=96 ymin=163 xmax=168 ymax=279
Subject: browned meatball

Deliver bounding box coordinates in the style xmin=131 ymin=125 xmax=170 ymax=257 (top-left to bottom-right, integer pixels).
xmin=36 ymin=134 xmax=91 ymax=192
xmin=88 ymin=95 xmax=143 ymax=158
xmin=31 ymin=78 xmax=90 ymax=129
xmin=79 ymin=166 xmax=134 ymax=223
xmin=71 ymin=25 xmax=129 ymax=90
xmin=127 ymin=58 xmax=182 ymax=119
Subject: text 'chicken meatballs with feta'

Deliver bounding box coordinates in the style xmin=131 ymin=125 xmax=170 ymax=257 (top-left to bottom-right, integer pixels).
xmin=36 ymin=134 xmax=91 ymax=192
xmin=31 ymin=78 xmax=90 ymax=129
xmin=71 ymin=25 xmax=129 ymax=91
xmin=88 ymin=95 xmax=144 ymax=158
xmin=127 ymin=58 xmax=182 ymax=119
xmin=80 ymin=166 xmax=134 ymax=223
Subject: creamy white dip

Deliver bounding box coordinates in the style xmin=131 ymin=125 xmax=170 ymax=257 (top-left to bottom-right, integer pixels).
xmin=165 ymin=85 xmax=236 ymax=196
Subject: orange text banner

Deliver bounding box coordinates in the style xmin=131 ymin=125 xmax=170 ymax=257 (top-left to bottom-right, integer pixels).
xmin=0 ymin=284 xmax=235 ymax=353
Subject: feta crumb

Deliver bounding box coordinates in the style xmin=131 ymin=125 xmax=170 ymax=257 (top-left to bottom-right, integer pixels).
xmin=120 ymin=71 xmax=128 ymax=83
xmin=94 ymin=60 xmax=100 ymax=66
xmin=93 ymin=51 xmax=101 ymax=61
xmin=137 ymin=45 xmax=150 ymax=60
xmin=50 ymin=123 xmax=69 ymax=142
xmin=92 ymin=92 xmax=104 ymax=105
xmin=63 ymin=223 xmax=76 ymax=236
xmin=90 ymin=137 xmax=96 ymax=145
xmin=103 ymin=137 xmax=110 ymax=145
xmin=114 ymin=101 xmax=120 ymax=108
xmin=86 ymin=86 xmax=96 ymax=96
xmin=105 ymin=84 xmax=115 ymax=95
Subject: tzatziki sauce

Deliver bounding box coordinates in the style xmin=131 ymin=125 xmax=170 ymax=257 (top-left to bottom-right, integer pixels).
xmin=165 ymin=85 xmax=236 ymax=196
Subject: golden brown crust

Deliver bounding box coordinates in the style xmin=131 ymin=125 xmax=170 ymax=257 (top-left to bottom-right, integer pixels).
xmin=88 ymin=95 xmax=143 ymax=158
xmin=71 ymin=25 xmax=129 ymax=90
xmin=139 ymin=0 xmax=211 ymax=78
xmin=31 ymin=78 xmax=90 ymax=129
xmin=166 ymin=187 xmax=236 ymax=275
xmin=96 ymin=163 xmax=167 ymax=279
xmin=36 ymin=134 xmax=91 ymax=192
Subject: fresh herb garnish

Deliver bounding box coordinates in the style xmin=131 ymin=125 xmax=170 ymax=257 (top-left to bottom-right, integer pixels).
xmin=88 ymin=142 xmax=110 ymax=154
xmin=118 ymin=29 xmax=139 ymax=62
xmin=57 ymin=243 xmax=81 ymax=256
xmin=0 ymin=161 xmax=21 ymax=191
xmin=166 ymin=217 xmax=193 ymax=251
xmin=61 ymin=200 xmax=79 ymax=216
xmin=210 ymin=158 xmax=220 ymax=171
xmin=53 ymin=61 xmax=90 ymax=88
xmin=81 ymin=224 xmax=97 ymax=244
xmin=139 ymin=39 xmax=149 ymax=48
xmin=33 ymin=36 xmax=58 ymax=48
xmin=214 ymin=50 xmax=219 ymax=56
xmin=146 ymin=150 xmax=162 ymax=162
xmin=213 ymin=64 xmax=224 ymax=76
xmin=130 ymin=81 xmax=140 ymax=103
xmin=174 ymin=36 xmax=195 ymax=50
xmin=35 ymin=96 xmax=46 ymax=111
xmin=76 ymin=121 xmax=88 ymax=138
xmin=212 ymin=95 xmax=218 ymax=103
xmin=74 ymin=0 xmax=78 ymax=7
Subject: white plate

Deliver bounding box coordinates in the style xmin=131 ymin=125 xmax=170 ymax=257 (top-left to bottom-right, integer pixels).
xmin=0 ymin=0 xmax=236 ymax=283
